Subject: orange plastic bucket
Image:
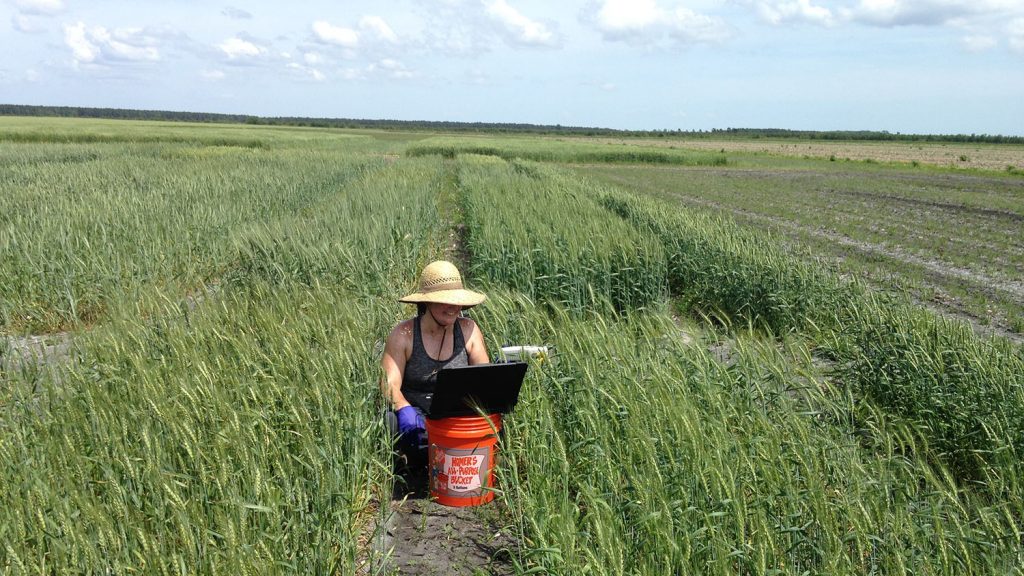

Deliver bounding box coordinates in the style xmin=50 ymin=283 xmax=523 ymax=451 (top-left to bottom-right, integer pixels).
xmin=426 ymin=414 xmax=502 ymax=507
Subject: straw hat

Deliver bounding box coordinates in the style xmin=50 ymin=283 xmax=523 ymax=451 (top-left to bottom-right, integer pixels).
xmin=399 ymin=260 xmax=487 ymax=308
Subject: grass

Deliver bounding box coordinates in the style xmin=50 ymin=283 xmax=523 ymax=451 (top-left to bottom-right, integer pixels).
xmin=2 ymin=285 xmax=388 ymax=572
xmin=458 ymin=156 xmax=667 ymax=315
xmin=2 ymin=118 xmax=1022 ymax=574
xmin=566 ymin=134 xmax=1024 ymax=172
xmin=0 ymin=122 xmax=450 ymax=571
xmin=597 ymin=186 xmax=1024 ymax=487
xmin=0 ymin=137 xmax=401 ymax=333
xmin=480 ymin=293 xmax=1024 ymax=575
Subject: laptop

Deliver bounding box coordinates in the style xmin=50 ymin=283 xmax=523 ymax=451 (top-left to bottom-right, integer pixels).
xmin=427 ymin=362 xmax=529 ymax=419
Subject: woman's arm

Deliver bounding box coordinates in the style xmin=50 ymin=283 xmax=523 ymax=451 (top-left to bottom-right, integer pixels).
xmin=460 ymin=317 xmax=490 ymax=365
xmin=381 ymin=321 xmax=413 ymax=410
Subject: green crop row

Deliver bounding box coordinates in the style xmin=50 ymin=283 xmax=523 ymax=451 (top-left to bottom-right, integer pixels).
xmin=0 ymin=117 xmax=377 ymax=149
xmin=830 ymin=295 xmax=1024 ymax=488
xmin=2 ymin=286 xmax=387 ymax=573
xmin=0 ymin=130 xmax=270 ymax=147
xmin=0 ymin=141 xmax=386 ymax=333
xmin=600 ymin=191 xmax=852 ymax=334
xmin=458 ymin=156 xmax=667 ymax=314
xmin=407 ymin=136 xmax=728 ymax=166
xmin=0 ymin=155 xmax=450 ymax=572
xmin=600 ymin=188 xmax=1024 ymax=489
xmin=478 ymin=293 xmax=1023 ymax=575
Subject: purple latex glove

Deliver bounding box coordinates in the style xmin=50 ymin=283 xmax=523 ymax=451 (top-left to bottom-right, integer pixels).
xmin=395 ymin=406 xmax=425 ymax=437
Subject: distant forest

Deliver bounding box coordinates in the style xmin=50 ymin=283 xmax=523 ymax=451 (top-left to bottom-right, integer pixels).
xmin=2 ymin=103 xmax=1021 ymax=144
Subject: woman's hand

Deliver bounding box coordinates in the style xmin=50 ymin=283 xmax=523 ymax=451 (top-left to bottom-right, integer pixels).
xmin=395 ymin=405 xmax=425 ymax=436
xmin=395 ymin=405 xmax=427 ymax=449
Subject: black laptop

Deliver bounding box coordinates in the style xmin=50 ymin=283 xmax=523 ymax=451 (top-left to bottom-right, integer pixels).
xmin=427 ymin=362 xmax=529 ymax=419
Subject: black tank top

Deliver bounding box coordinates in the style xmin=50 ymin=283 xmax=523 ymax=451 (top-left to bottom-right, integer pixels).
xmin=401 ymin=315 xmax=469 ymax=414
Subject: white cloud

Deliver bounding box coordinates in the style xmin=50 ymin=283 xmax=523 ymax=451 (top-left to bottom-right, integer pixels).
xmin=222 ymin=6 xmax=252 ymax=20
xmin=961 ymin=34 xmax=997 ymax=52
xmin=12 ymin=13 xmax=45 ymax=32
xmin=304 ymin=51 xmax=323 ymax=64
xmin=831 ymin=0 xmax=1024 ymax=55
xmin=287 ymin=62 xmax=326 ymax=81
xmin=485 ymin=0 xmax=558 ymax=47
xmin=669 ymin=7 xmax=733 ymax=42
xmin=757 ymin=0 xmax=835 ymax=26
xmin=586 ymin=0 xmax=731 ymax=45
xmin=63 ymin=22 xmax=101 ymax=63
xmin=843 ymin=0 xmax=1011 ymax=27
xmin=218 ymin=37 xmax=266 ymax=59
xmin=15 ymin=0 xmax=63 ymax=15
xmin=312 ymin=15 xmax=401 ymax=55
xmin=313 ymin=20 xmax=360 ymax=47
xmin=13 ymin=0 xmax=62 ymax=32
xmin=89 ymin=27 xmax=160 ymax=61
xmin=593 ymin=0 xmax=663 ymax=37
xmin=62 ymin=23 xmax=166 ymax=66
xmin=1010 ymin=18 xmax=1024 ymax=53
xmin=338 ymin=59 xmax=415 ymax=81
xmin=359 ymin=15 xmax=399 ymax=43
xmin=369 ymin=58 xmax=414 ymax=79
xmin=201 ymin=69 xmax=225 ymax=80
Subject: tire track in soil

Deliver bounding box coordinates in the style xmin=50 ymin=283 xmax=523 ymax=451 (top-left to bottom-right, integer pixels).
xmin=834 ymin=188 xmax=1024 ymax=224
xmin=746 ymin=183 xmax=1024 ymax=280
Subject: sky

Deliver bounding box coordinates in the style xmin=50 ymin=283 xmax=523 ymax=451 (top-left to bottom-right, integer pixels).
xmin=2 ymin=0 xmax=1023 ymax=135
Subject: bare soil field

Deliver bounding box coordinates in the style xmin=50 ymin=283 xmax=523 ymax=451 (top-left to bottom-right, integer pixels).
xmin=580 ymin=137 xmax=1024 ymax=171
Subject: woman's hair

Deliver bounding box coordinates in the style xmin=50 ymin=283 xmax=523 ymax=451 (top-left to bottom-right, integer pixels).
xmin=416 ymin=302 xmax=465 ymax=318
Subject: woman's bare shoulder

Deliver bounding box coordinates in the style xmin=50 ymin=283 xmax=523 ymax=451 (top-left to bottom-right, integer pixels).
xmin=388 ymin=318 xmax=416 ymax=344
xmin=458 ymin=316 xmax=482 ymax=336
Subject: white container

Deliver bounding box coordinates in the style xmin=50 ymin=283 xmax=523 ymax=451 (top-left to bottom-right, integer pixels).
xmin=499 ymin=345 xmax=551 ymax=363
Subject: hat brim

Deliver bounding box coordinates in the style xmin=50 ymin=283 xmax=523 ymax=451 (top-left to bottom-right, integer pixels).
xmin=399 ymin=288 xmax=487 ymax=308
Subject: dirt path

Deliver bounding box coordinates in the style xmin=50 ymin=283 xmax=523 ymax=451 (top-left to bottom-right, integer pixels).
xmin=368 ymin=159 xmax=520 ymax=575
xmin=372 ymin=472 xmax=516 ymax=575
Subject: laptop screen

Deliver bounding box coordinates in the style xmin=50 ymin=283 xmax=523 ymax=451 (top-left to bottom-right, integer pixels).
xmin=427 ymin=362 xmax=529 ymax=419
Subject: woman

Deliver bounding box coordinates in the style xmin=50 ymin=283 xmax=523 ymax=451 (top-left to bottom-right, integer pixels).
xmin=381 ymin=260 xmax=489 ymax=463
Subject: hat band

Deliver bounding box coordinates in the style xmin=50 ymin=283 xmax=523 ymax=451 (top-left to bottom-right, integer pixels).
xmin=421 ymin=279 xmax=463 ymax=293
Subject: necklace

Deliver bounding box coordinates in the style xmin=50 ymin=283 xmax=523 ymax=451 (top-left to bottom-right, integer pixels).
xmin=427 ymin=311 xmax=449 ymax=378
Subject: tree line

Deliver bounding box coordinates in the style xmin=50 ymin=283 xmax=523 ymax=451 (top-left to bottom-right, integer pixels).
xmin=2 ymin=103 xmax=1020 ymax=143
